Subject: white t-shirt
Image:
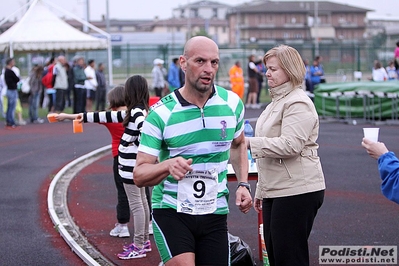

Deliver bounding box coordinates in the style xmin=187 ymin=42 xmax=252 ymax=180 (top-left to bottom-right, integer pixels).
xmin=372 ymin=67 xmax=388 ymax=82
xmin=84 ymin=65 xmax=98 ymax=90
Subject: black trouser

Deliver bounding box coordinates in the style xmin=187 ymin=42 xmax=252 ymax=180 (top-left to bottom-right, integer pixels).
xmin=262 ymin=190 xmax=324 ymax=266
xmin=54 ymin=89 xmax=66 ymax=112
xmin=73 ymin=87 xmax=86 ymax=113
xmin=95 ymin=88 xmax=106 ymax=111
xmin=113 ymin=156 xmax=130 ymax=224
xmin=145 ymin=186 xmax=152 ymax=220
xmin=154 ymin=87 xmax=163 ymax=98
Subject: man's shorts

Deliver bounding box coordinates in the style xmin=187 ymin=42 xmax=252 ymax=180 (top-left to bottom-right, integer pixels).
xmin=86 ymin=89 xmax=96 ymax=100
xmin=152 ymin=208 xmax=229 ymax=265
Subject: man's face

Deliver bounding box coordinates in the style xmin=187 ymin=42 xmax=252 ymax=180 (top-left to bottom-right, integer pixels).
xmin=181 ymin=46 xmax=219 ymax=93
xmin=77 ymin=58 xmax=84 ymax=66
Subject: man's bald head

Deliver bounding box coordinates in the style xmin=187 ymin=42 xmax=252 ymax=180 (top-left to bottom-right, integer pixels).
xmin=57 ymin=55 xmax=66 ymax=64
xmin=183 ymin=36 xmax=219 ymax=58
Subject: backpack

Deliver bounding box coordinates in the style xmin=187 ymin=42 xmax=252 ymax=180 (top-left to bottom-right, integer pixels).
xmin=42 ymin=64 xmax=55 ymax=88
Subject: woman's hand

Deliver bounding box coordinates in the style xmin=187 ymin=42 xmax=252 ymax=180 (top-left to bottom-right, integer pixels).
xmin=253 ymin=198 xmax=262 ymax=213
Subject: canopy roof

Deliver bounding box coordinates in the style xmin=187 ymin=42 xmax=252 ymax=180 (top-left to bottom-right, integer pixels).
xmin=0 ymin=0 xmax=108 ymax=54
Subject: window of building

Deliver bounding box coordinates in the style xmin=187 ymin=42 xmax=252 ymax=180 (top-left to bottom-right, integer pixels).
xmin=192 ymin=8 xmax=198 ymax=18
xmin=294 ymin=33 xmax=302 ymax=39
xmin=213 ymin=8 xmax=217 ymax=18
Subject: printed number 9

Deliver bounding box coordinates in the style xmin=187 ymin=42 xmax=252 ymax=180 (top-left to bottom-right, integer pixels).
xmin=193 ymin=180 xmax=205 ymax=198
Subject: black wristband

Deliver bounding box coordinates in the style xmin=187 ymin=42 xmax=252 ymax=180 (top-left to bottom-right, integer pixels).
xmin=237 ymin=182 xmax=251 ymax=193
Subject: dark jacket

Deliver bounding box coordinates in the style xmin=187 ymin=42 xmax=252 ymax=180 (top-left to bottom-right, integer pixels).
xmin=4 ymin=68 xmax=20 ymax=90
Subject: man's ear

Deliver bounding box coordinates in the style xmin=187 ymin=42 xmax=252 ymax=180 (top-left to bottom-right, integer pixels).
xmin=179 ymin=56 xmax=187 ymax=72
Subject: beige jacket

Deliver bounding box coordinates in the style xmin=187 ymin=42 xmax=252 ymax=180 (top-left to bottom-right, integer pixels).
xmin=250 ymin=82 xmax=325 ymax=199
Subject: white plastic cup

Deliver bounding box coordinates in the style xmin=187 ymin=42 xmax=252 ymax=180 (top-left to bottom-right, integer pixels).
xmin=363 ymin=128 xmax=379 ymax=142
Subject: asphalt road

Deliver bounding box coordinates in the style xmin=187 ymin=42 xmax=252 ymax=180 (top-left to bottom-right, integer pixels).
xmin=1 ymin=106 xmax=399 ymax=265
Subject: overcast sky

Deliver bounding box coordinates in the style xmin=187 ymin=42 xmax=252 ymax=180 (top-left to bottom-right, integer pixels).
xmin=1 ymin=0 xmax=398 ymax=22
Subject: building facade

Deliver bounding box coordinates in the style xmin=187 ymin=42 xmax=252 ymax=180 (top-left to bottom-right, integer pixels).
xmin=227 ymin=1 xmax=371 ymax=47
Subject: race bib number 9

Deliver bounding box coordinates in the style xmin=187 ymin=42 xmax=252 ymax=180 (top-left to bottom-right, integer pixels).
xmin=177 ymin=169 xmax=218 ymax=215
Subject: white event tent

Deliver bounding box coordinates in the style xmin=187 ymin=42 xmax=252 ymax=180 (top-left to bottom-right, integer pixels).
xmin=0 ymin=0 xmax=113 ymax=84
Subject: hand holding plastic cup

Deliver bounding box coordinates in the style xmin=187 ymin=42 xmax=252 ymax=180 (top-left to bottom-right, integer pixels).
xmin=363 ymin=128 xmax=379 ymax=142
xmin=47 ymin=113 xmax=58 ymax=123
xmin=73 ymin=119 xmax=83 ymax=133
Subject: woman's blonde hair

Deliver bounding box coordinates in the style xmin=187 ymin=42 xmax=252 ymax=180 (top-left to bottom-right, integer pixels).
xmin=263 ymin=45 xmax=306 ymax=87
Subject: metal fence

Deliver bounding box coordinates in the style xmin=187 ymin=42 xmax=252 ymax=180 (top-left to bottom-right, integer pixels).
xmin=3 ymin=42 xmax=396 ymax=87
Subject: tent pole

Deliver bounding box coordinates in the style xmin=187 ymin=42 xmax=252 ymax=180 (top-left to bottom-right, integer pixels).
xmin=10 ymin=42 xmax=14 ymax=58
xmin=43 ymin=0 xmax=112 ymax=84
xmin=107 ymin=38 xmax=113 ymax=86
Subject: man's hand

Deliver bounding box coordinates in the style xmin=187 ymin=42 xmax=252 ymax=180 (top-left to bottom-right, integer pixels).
xmin=235 ymin=187 xmax=252 ymax=214
xmin=169 ymin=157 xmax=193 ymax=181
xmin=361 ymin=137 xmax=389 ymax=160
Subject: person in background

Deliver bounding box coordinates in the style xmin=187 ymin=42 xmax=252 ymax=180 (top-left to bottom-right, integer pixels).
xmin=59 ymin=75 xmax=152 ymax=260
xmin=256 ymin=59 xmax=267 ymax=105
xmin=247 ymin=45 xmax=325 ymax=266
xmin=43 ymin=57 xmax=56 ymax=113
xmin=304 ymin=58 xmax=313 ymax=93
xmin=372 ymin=60 xmax=388 ymax=82
xmin=95 ymin=62 xmax=107 ymax=111
xmin=179 ymin=62 xmax=185 ymax=87
xmin=56 ymin=85 xmax=132 ymax=238
xmin=310 ymin=58 xmax=323 ymax=89
xmin=64 ymin=62 xmax=74 ymax=108
xmin=167 ymin=57 xmax=181 ymax=92
xmin=394 ymin=41 xmax=399 ymax=70
xmin=28 ymin=65 xmax=44 ymax=123
xmin=11 ymin=61 xmax=27 ymax=126
xmin=151 ymin=58 xmax=165 ymax=98
xmin=362 ymin=138 xmax=399 ymax=204
xmin=0 ymin=63 xmax=5 ymax=119
xmin=386 ymin=61 xmax=398 ymax=80
xmin=73 ymin=56 xmax=87 ymax=113
xmin=246 ymin=54 xmax=260 ymax=109
xmin=84 ymin=59 xmax=98 ymax=112
xmin=229 ymin=60 xmax=245 ymax=100
xmin=53 ymin=55 xmax=68 ymax=113
xmin=133 ymin=36 xmax=252 ymax=266
xmin=4 ymin=58 xmax=20 ymax=128
xmin=315 ymin=55 xmax=325 ymax=83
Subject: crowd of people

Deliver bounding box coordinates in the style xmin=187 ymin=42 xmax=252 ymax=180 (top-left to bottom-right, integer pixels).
xmin=4 ymin=36 xmax=398 ymax=265
xmin=228 ymin=53 xmax=324 ymax=109
xmin=0 ymin=55 xmax=108 ymax=129
xmin=48 ymin=37 xmax=326 ymax=266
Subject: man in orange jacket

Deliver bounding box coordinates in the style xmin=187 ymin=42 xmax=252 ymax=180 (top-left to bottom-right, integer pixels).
xmin=229 ymin=61 xmax=245 ymax=100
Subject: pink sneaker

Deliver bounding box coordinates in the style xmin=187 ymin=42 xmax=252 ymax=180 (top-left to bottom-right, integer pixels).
xmin=123 ymin=240 xmax=151 ymax=252
xmin=118 ymin=243 xmax=146 ymax=259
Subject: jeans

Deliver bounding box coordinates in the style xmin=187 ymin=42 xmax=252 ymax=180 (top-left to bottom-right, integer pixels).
xmin=6 ymin=89 xmax=18 ymax=126
xmin=29 ymin=91 xmax=40 ymax=122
